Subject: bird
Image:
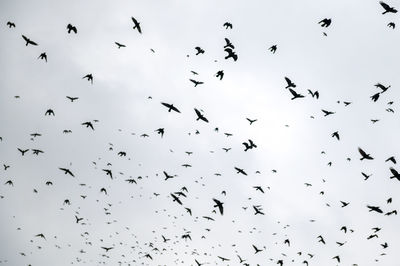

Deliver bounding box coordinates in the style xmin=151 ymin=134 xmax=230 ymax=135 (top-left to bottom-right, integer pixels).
xmin=223 ymin=22 xmax=233 ymax=29
xmin=253 ymin=205 xmax=265 ymax=215
xmin=163 ymin=171 xmax=175 ymax=181
xmin=67 ymin=24 xmax=77 ymax=34
xmin=388 ymin=22 xmax=395 ymax=28
xmin=269 ymin=45 xmax=277 ymax=53
xmin=215 ymin=70 xmax=224 ymax=80
xmin=194 ymin=108 xmax=209 ymax=122
xmin=371 ymin=92 xmax=380 ymax=102
xmin=234 ymin=167 xmax=247 ymax=175
xmin=332 ymin=131 xmax=340 ymax=140
xmin=66 ymin=96 xmax=79 ymax=102
xmin=389 ymin=167 xmax=400 ymax=180
xmin=189 ymin=79 xmax=204 ymax=87
xmin=224 ymin=38 xmax=235 ymax=49
xmin=252 ymin=244 xmax=263 ymax=254
xmin=161 ymin=102 xmax=181 ymax=113
xmin=22 ymin=35 xmax=38 ymax=46
xmin=307 ymin=89 xmax=319 ymax=99
xmin=101 ymin=247 xmax=114 ymax=252
xmin=289 ymin=88 xmax=305 ymax=100
xmin=242 ymin=139 xmax=257 ymax=151
xmin=59 ymin=167 xmax=75 ymax=177
xmin=385 ymin=156 xmax=396 ymax=164
xmin=380 ymin=1 xmax=397 ymax=14
xmin=82 ymin=121 xmax=94 ymax=130
xmin=45 ymin=109 xmax=55 ymax=116
xmin=155 ymin=128 xmax=165 ymax=137
xmin=367 ymin=205 xmax=383 ymax=213
xmin=37 ymin=52 xmax=47 ymax=62
xmin=319 ymin=18 xmax=332 ymax=27
xmin=211 ymin=198 xmax=224 ymax=216
xmin=195 ymin=46 xmax=205 ymax=55
xmin=322 ymin=109 xmax=335 ymax=116
xmin=125 ymin=178 xmax=137 ymax=184
xmin=35 ymin=233 xmax=46 ymax=240
xmin=340 ymin=201 xmax=350 ymax=207
xmin=17 ymin=148 xmax=29 ymax=156
xmin=224 ymin=47 xmax=238 ymax=61
xmin=82 ymin=74 xmax=93 ymax=84
xmin=332 ymin=255 xmax=340 ymax=263
xmin=32 ymin=149 xmax=44 ymax=155
xmin=6 ymin=21 xmax=16 ymax=28
xmin=246 ymin=118 xmax=257 ymax=125
xmin=131 ymin=17 xmax=142 ymax=33
xmin=284 ymin=77 xmax=296 ymax=89
xmin=362 ymin=172 xmax=372 ymax=180
xmin=171 ymin=193 xmax=182 ymax=205
xmin=358 ymin=147 xmax=374 ymax=160
xmin=114 ymin=42 xmax=126 ymax=48
xmin=317 ymin=235 xmax=326 ymax=244
xmin=4 ymin=180 xmax=14 ymax=186
xmin=102 ymin=169 xmax=113 ymax=179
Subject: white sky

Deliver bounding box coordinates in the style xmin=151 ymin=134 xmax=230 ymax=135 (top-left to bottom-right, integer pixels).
xmin=1 ymin=0 xmax=400 ymax=265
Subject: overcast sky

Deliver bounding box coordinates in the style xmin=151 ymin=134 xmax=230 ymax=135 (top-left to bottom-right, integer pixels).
xmin=1 ymin=0 xmax=400 ymax=265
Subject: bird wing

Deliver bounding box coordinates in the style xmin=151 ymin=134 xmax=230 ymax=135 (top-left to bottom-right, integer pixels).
xmin=285 ymin=77 xmax=292 ymax=86
xmin=289 ymin=88 xmax=298 ymax=97
xmin=358 ymin=147 xmax=367 ymax=157
xmin=390 ymin=167 xmax=399 ymax=176
xmin=22 ymin=35 xmax=28 ymax=42
xmin=380 ymin=1 xmax=391 ymax=10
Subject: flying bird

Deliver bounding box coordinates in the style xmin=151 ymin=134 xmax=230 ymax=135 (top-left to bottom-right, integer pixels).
xmin=224 ymin=38 xmax=235 ymax=49
xmin=380 ymin=1 xmax=397 ymax=14
xmin=67 ymin=24 xmax=77 ymax=34
xmin=194 ymin=108 xmax=209 ymax=122
xmin=213 ymin=198 xmax=224 ymax=215
xmin=6 ymin=21 xmax=16 ymax=28
xmin=388 ymin=22 xmax=395 ymax=28
xmin=284 ymin=77 xmax=296 ymax=89
xmin=22 ymin=35 xmax=38 ymax=46
xmin=224 ymin=48 xmax=238 ymax=61
xmin=358 ymin=147 xmax=374 ymax=160
xmin=289 ymin=88 xmax=305 ymax=100
xmin=195 ymin=46 xmax=205 ymax=55
xmin=161 ymin=102 xmax=181 ymax=113
xmin=66 ymin=96 xmax=79 ymax=102
xmin=269 ymin=45 xmax=277 ymax=53
xmin=223 ymin=22 xmax=232 ymax=29
xmin=37 ymin=52 xmax=47 ymax=62
xmin=115 ymin=42 xmax=126 ymax=48
xmin=131 ymin=16 xmax=142 ymax=33
xmin=82 ymin=121 xmax=94 ymax=130
xmin=319 ymin=18 xmax=332 ymax=27
xmin=82 ymin=74 xmax=93 ymax=84
xmin=308 ymin=89 xmax=319 ymax=99
xmin=234 ymin=167 xmax=247 ymax=175
xmin=59 ymin=167 xmax=75 ymax=177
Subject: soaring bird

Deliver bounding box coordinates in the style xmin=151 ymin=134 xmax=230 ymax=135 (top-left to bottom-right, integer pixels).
xmin=59 ymin=167 xmax=74 ymax=177
xmin=213 ymin=198 xmax=224 ymax=215
xmin=163 ymin=171 xmax=175 ymax=181
xmin=189 ymin=79 xmax=204 ymax=87
xmin=6 ymin=21 xmax=16 ymax=28
xmin=115 ymin=42 xmax=126 ymax=48
xmin=161 ymin=102 xmax=181 ymax=113
xmin=194 ymin=108 xmax=209 ymax=122
xmin=22 ymin=35 xmax=38 ymax=46
xmin=224 ymin=38 xmax=235 ymax=49
xmin=389 ymin=167 xmax=400 ymax=180
xmin=367 ymin=205 xmax=383 ymax=213
xmin=171 ymin=193 xmax=182 ymax=205
xmin=319 ymin=18 xmax=332 ymax=27
xmin=17 ymin=148 xmax=29 ymax=156
xmin=223 ymin=22 xmax=233 ymax=29
xmin=269 ymin=45 xmax=277 ymax=53
xmin=289 ymin=88 xmax=305 ymax=100
xmin=82 ymin=121 xmax=94 ymax=130
xmin=131 ymin=16 xmax=142 ymax=33
xmin=380 ymin=1 xmax=397 ymax=14
xmin=246 ymin=118 xmax=257 ymax=125
xmin=234 ymin=167 xmax=247 ymax=175
xmin=358 ymin=147 xmax=374 ymax=160
xmin=375 ymin=83 xmax=391 ymax=92
xmin=322 ymin=109 xmax=335 ymax=116
xmin=101 ymin=247 xmax=114 ymax=252
xmin=385 ymin=156 xmax=396 ymax=164
xmin=38 ymin=52 xmax=47 ymax=62
xmin=224 ymin=47 xmax=238 ymax=61
xmin=66 ymin=96 xmax=79 ymax=102
xmin=45 ymin=109 xmax=55 ymax=116
xmin=284 ymin=77 xmax=296 ymax=88
xmin=67 ymin=24 xmax=77 ymax=34
xmin=252 ymin=245 xmax=263 ymax=254
xmin=82 ymin=74 xmax=93 ymax=84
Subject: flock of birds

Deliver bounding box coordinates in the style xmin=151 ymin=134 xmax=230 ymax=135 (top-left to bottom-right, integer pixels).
xmin=1 ymin=1 xmax=400 ymax=265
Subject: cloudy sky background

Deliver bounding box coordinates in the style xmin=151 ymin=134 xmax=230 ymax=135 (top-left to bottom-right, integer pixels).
xmin=1 ymin=0 xmax=400 ymax=265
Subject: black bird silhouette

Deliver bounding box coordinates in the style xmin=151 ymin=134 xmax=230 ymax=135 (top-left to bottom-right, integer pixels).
xmin=7 ymin=21 xmax=16 ymax=28
xmin=224 ymin=48 xmax=238 ymax=61
xmin=67 ymin=24 xmax=77 ymax=34
xmin=32 ymin=149 xmax=44 ymax=155
xmin=38 ymin=52 xmax=47 ymax=62
xmin=340 ymin=201 xmax=350 ymax=207
xmin=284 ymin=77 xmax=296 ymax=88
xmin=234 ymin=167 xmax=247 ymax=175
xmin=367 ymin=205 xmax=383 ymax=213
xmin=102 ymin=169 xmax=113 ymax=179
xmin=380 ymin=1 xmax=397 ymax=14
xmin=389 ymin=167 xmax=400 ymax=180
xmin=115 ymin=42 xmax=126 ymax=48
xmin=317 ymin=235 xmax=326 ymax=244
xmin=35 ymin=233 xmax=46 ymax=240
xmin=4 ymin=180 xmax=14 ymax=186
xmin=22 ymin=35 xmax=38 ymax=46
xmin=82 ymin=121 xmax=94 ymax=130
xmin=322 ymin=109 xmax=335 ymax=116
xmin=308 ymin=89 xmax=319 ymax=99
xmin=66 ymin=96 xmax=79 ymax=102
xmin=388 ymin=22 xmax=395 ymax=28
xmin=215 ymin=70 xmax=224 ymax=80
xmin=332 ymin=255 xmax=340 ymax=263
xmin=18 ymin=148 xmax=29 ymax=156
xmin=195 ymin=46 xmax=205 ymax=55
xmin=252 ymin=245 xmax=263 ymax=254
xmin=375 ymin=83 xmax=391 ymax=92
xmin=253 ymin=205 xmax=265 ymax=215
xmin=163 ymin=171 xmax=175 ymax=180
xmin=125 ymin=178 xmax=137 ymax=184
xmin=3 ymin=164 xmax=10 ymax=170
xmin=45 ymin=109 xmax=55 ymax=116
xmin=332 ymin=131 xmax=340 ymax=140
xmin=223 ymin=22 xmax=232 ymax=29
xmin=246 ymin=118 xmax=257 ymax=125
xmin=161 ymin=102 xmax=181 ymax=113
xmin=319 ymin=18 xmax=332 ymax=27
xmin=362 ymin=172 xmax=372 ymax=180
xmin=217 ymin=256 xmax=230 ymax=262
xmin=155 ymin=128 xmax=165 ymax=137
xmin=370 ymin=92 xmax=380 ymax=102
xmin=242 ymin=139 xmax=257 ymax=151
xmin=171 ymin=193 xmax=182 ymax=205
xmin=189 ymin=79 xmax=204 ymax=87
xmin=59 ymin=167 xmax=74 ymax=177
xmin=269 ymin=45 xmax=277 ymax=53
xmin=224 ymin=38 xmax=235 ymax=49
xmin=101 ymin=247 xmax=114 ymax=252
xmin=253 ymin=186 xmax=264 ymax=193
xmin=194 ymin=108 xmax=209 ymax=122
xmin=358 ymin=147 xmax=374 ymax=160
xmin=131 ymin=17 xmax=142 ymax=33
xmin=289 ymin=88 xmax=305 ymax=100
xmin=213 ymin=198 xmax=224 ymax=215
xmin=82 ymin=74 xmax=93 ymax=84
xmin=385 ymin=156 xmax=396 ymax=164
